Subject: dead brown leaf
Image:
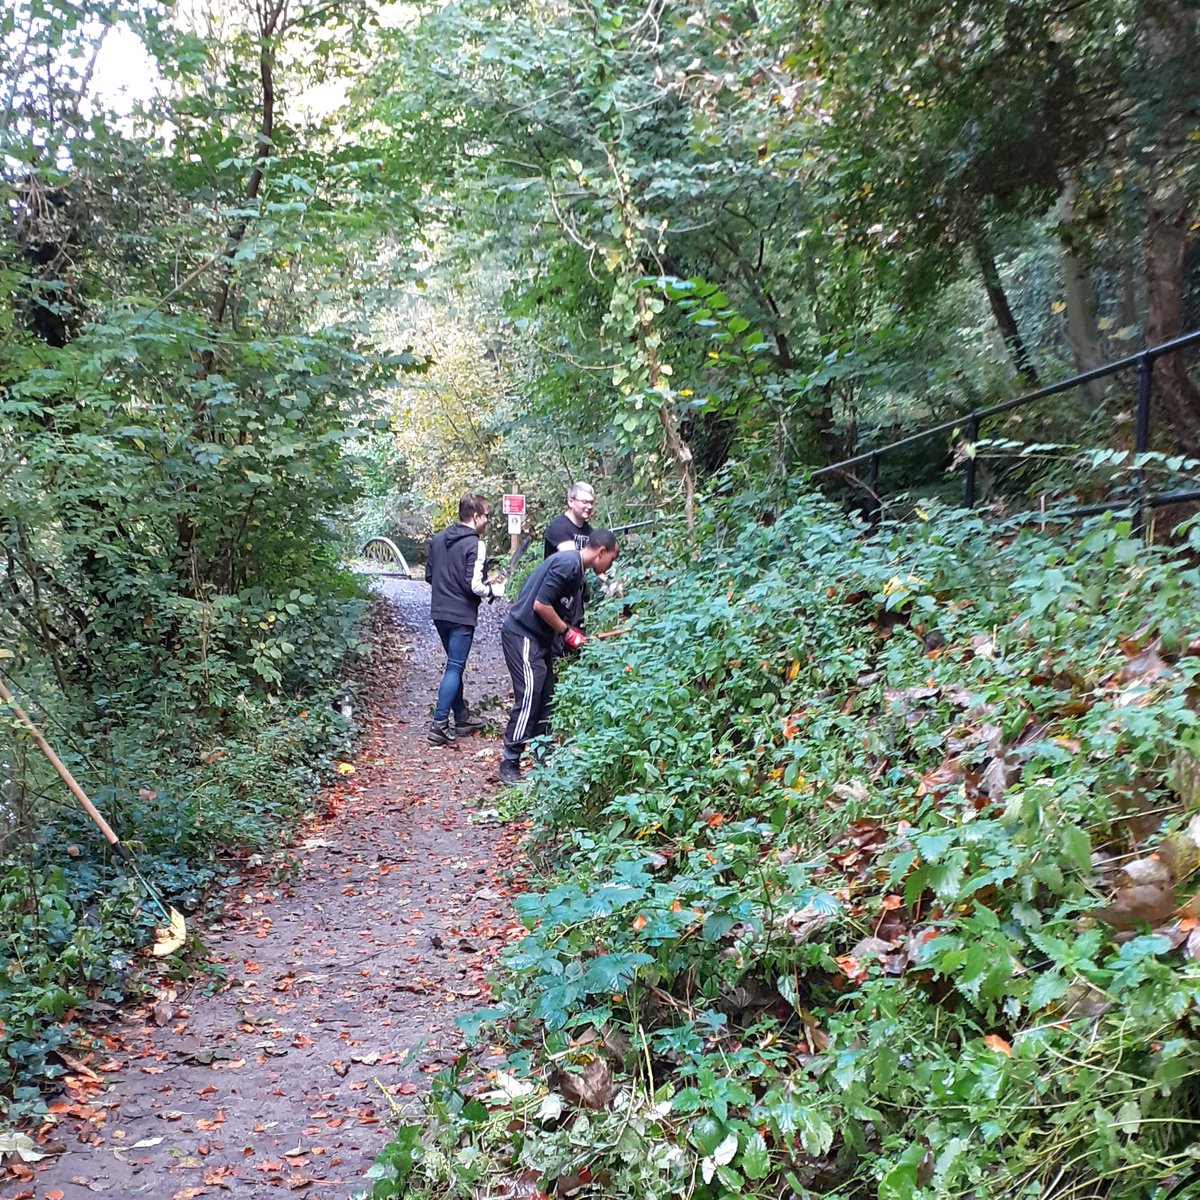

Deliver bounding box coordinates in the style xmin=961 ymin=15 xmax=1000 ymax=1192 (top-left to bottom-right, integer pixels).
xmin=556 ymin=1058 xmax=612 ymax=1111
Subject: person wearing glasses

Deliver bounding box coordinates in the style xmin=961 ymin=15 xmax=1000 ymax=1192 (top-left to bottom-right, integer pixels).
xmin=542 ymin=481 xmax=597 ymax=645
xmin=543 ymin=480 xmax=596 ymax=557
xmin=424 ymin=493 xmax=505 ymax=746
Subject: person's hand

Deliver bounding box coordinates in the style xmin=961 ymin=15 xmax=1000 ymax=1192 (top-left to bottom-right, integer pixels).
xmin=489 ymin=580 xmax=506 ymax=598
xmin=563 ymin=626 xmax=586 ymax=650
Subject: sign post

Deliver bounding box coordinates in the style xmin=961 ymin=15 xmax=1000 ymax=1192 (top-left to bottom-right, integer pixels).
xmin=502 ymin=493 xmax=525 ymax=554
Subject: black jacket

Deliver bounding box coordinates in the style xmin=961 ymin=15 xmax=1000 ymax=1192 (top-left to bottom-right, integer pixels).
xmin=425 ymin=523 xmax=489 ymax=626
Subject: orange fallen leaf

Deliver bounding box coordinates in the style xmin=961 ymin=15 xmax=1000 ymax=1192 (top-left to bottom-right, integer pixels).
xmin=834 ymin=954 xmax=868 ymax=983
xmin=631 ymin=914 xmax=647 ymax=932
xmin=983 ymin=1034 xmax=1012 ymax=1056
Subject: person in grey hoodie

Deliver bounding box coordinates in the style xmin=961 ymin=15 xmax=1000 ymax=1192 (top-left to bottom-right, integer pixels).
xmin=424 ymin=493 xmax=505 ymax=746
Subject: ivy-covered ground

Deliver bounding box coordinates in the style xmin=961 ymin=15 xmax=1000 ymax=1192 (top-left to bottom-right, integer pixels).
xmin=372 ymin=495 xmax=1200 ymax=1200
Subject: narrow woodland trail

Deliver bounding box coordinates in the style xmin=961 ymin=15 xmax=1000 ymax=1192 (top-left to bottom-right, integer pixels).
xmin=23 ymin=582 xmax=521 ymax=1200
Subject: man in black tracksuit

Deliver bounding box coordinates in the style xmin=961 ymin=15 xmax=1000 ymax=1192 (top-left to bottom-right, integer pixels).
xmin=425 ymin=493 xmax=505 ymax=746
xmin=499 ymin=529 xmax=619 ymax=784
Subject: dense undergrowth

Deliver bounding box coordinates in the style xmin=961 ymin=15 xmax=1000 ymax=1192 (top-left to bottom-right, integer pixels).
xmin=0 ymin=584 xmax=365 ymax=1119
xmin=372 ymin=494 xmax=1200 ymax=1200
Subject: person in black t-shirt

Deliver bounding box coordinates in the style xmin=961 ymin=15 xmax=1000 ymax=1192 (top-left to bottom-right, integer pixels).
xmin=543 ymin=481 xmax=595 ymax=558
xmin=498 ymin=529 xmax=619 ymax=785
xmin=543 ymin=481 xmax=595 ymax=634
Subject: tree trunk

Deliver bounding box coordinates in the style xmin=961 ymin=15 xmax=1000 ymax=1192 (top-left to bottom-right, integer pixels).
xmin=179 ymin=0 xmax=287 ymax=567
xmin=636 ymin=290 xmax=695 ymax=530
xmin=1140 ymin=0 xmax=1200 ymax=454
xmin=1144 ymin=189 xmax=1200 ymax=454
xmin=1119 ymin=251 xmax=1139 ymax=345
xmin=199 ymin=0 xmax=285 ymax=389
xmin=1056 ymin=178 xmax=1105 ymax=404
xmin=973 ymin=233 xmax=1041 ymax=390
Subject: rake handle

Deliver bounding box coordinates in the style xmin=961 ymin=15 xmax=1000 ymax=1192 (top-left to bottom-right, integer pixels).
xmin=0 ymin=677 xmax=126 ymax=854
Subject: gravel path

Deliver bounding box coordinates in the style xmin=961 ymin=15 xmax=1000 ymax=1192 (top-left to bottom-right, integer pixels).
xmin=18 ymin=581 xmax=520 ymax=1200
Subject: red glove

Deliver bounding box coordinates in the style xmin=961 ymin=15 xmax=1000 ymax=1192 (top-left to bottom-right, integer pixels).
xmin=563 ymin=626 xmax=586 ymax=650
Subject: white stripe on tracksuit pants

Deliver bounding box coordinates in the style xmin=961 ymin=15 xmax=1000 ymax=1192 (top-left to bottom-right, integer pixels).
xmin=501 ymin=629 xmax=556 ymax=763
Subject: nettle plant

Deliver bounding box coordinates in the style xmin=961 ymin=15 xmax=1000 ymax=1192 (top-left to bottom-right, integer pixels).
xmin=372 ymin=496 xmax=1200 ymax=1200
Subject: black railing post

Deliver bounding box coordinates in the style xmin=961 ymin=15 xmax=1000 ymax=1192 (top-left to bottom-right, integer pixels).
xmin=1133 ymin=352 xmax=1153 ymax=538
xmin=963 ymin=415 xmax=979 ymax=508
xmin=867 ymin=453 xmax=880 ymax=527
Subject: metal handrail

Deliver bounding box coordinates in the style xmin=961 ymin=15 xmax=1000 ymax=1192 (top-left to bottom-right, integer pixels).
xmin=360 ymin=536 xmax=415 ymax=578
xmin=811 ymin=329 xmax=1200 ymax=535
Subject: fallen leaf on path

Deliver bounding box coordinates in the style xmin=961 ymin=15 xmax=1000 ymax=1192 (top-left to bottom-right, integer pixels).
xmin=0 ymin=1132 xmax=48 ymax=1163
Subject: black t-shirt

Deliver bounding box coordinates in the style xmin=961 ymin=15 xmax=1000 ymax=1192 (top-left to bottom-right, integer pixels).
xmin=503 ymin=551 xmax=584 ymax=645
xmin=543 ymin=515 xmax=591 ymax=625
xmin=543 ymin=514 xmax=592 ymax=558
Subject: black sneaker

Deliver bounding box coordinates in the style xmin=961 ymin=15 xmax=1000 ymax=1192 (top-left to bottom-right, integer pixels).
xmin=428 ymin=719 xmax=457 ymax=747
xmin=454 ymin=710 xmax=486 ymax=735
xmin=498 ymin=760 xmax=522 ymax=785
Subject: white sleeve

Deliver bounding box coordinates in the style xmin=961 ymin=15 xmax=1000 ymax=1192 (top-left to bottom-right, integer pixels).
xmin=469 ymin=538 xmax=490 ymax=598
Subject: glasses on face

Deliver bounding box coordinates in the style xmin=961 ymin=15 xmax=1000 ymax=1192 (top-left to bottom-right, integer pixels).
xmin=573 ymin=496 xmax=595 ymax=509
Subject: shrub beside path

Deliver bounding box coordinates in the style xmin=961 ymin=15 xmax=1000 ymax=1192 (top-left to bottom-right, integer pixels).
xmin=18 ymin=581 xmax=519 ymax=1200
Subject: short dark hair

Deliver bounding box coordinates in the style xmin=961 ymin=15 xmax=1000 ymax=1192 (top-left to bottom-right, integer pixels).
xmin=458 ymin=493 xmax=489 ymax=522
xmin=587 ymin=529 xmax=617 ymax=552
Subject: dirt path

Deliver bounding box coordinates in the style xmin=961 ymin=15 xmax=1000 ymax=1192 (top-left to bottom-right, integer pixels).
xmin=19 ymin=582 xmax=520 ymax=1200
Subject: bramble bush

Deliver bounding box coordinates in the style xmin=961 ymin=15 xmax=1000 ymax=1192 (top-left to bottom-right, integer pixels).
xmin=371 ymin=492 xmax=1200 ymax=1200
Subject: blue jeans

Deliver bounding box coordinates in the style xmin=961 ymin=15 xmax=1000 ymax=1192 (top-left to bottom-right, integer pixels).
xmin=433 ymin=620 xmax=475 ymax=722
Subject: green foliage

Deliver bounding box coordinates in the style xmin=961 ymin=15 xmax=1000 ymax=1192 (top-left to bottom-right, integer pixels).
xmin=358 ymin=0 xmax=1200 ymax=531
xmin=374 ymin=497 xmax=1200 ymax=1198
xmin=1 ymin=0 xmax=391 ymax=1114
